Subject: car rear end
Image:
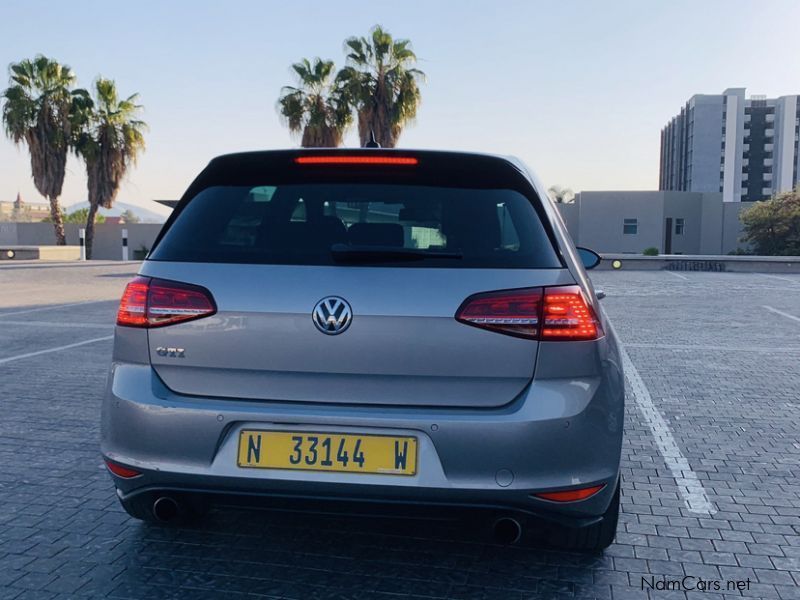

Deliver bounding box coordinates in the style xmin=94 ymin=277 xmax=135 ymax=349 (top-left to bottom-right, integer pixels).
xmin=101 ymin=149 xmax=624 ymax=550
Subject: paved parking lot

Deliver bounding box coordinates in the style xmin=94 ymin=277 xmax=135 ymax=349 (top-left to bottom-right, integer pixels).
xmin=1 ymin=262 xmax=799 ymax=600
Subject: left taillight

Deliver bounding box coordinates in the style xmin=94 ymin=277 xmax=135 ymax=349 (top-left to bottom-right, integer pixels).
xmin=455 ymin=285 xmax=602 ymax=341
xmin=116 ymin=276 xmax=216 ymax=328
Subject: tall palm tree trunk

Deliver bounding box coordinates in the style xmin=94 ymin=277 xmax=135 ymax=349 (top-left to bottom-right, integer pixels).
xmin=48 ymin=196 xmax=67 ymax=245
xmin=84 ymin=202 xmax=99 ymax=259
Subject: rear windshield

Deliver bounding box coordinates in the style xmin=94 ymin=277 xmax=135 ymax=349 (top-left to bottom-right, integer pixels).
xmin=149 ymin=184 xmax=560 ymax=268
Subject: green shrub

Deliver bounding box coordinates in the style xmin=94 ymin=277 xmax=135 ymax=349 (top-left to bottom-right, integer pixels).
xmin=740 ymin=188 xmax=800 ymax=255
xmin=642 ymin=247 xmax=659 ymax=256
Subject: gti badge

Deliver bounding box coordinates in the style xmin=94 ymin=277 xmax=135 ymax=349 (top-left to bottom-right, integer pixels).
xmin=312 ymin=297 xmax=352 ymax=335
xmin=156 ymin=347 xmax=186 ymax=358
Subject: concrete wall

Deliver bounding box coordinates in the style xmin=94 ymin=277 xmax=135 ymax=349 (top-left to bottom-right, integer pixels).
xmin=0 ymin=198 xmax=765 ymax=260
xmin=556 ymin=202 xmax=579 ymax=243
xmin=91 ymin=224 xmax=163 ymax=259
xmin=0 ymin=223 xmax=80 ymax=245
xmin=0 ymin=222 xmax=164 ymax=259
xmin=571 ymin=191 xmax=665 ymax=254
xmin=722 ymin=202 xmax=754 ymax=253
xmin=597 ymin=253 xmax=800 ymax=272
xmin=698 ymin=193 xmax=724 ymax=254
xmin=662 ymin=191 xmax=705 ymax=254
xmin=560 ymin=191 xmax=755 ymax=256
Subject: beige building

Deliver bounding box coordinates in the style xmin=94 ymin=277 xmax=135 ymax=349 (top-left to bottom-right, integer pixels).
xmin=557 ymin=191 xmax=752 ymax=255
xmin=0 ymin=192 xmax=51 ymax=222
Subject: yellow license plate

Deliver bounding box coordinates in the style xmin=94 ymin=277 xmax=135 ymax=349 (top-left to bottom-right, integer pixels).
xmin=237 ymin=430 xmax=418 ymax=476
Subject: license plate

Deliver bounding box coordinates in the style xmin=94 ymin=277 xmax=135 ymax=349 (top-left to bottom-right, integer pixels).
xmin=237 ymin=430 xmax=418 ymax=476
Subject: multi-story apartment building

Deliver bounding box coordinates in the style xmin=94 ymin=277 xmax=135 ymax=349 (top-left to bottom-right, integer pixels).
xmin=660 ymin=88 xmax=799 ymax=202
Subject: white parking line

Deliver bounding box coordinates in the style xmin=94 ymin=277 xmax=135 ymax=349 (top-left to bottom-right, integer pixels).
xmin=620 ymin=345 xmax=716 ymax=514
xmin=0 ymin=320 xmax=112 ymax=329
xmin=0 ymin=335 xmax=113 ymax=366
xmin=626 ymin=342 xmax=800 ymax=353
xmin=608 ymin=323 xmax=716 ymax=515
xmin=762 ymin=275 xmax=799 ymax=284
xmin=664 ymin=271 xmax=689 ymax=281
xmin=0 ymin=300 xmax=110 ymax=318
xmin=763 ymin=305 xmax=800 ymax=324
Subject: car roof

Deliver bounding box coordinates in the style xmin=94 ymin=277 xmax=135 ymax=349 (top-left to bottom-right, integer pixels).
xmin=210 ymin=147 xmax=520 ymax=165
xmin=176 ymin=148 xmax=536 ymax=199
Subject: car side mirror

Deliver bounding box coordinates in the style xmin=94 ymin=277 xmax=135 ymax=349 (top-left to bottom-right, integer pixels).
xmin=576 ymin=247 xmax=601 ymax=270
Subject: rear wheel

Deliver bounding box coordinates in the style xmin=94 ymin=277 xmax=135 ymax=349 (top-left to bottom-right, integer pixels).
xmin=118 ymin=492 xmax=209 ymax=526
xmin=548 ymin=481 xmax=620 ymax=552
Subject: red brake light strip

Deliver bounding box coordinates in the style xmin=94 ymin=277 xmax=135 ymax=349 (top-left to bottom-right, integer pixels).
xmin=294 ymin=156 xmax=418 ymax=166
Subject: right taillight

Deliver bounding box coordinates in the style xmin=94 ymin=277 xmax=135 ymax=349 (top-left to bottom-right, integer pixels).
xmin=455 ymin=285 xmax=602 ymax=341
xmin=116 ymin=276 xmax=216 ymax=328
xmin=541 ymin=285 xmax=602 ymax=341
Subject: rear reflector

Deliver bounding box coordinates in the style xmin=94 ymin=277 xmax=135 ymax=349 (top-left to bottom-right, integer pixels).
xmin=104 ymin=459 xmax=142 ymax=479
xmin=534 ymin=484 xmax=605 ymax=502
xmin=117 ymin=276 xmax=216 ymax=328
xmin=455 ymin=285 xmax=602 ymax=341
xmin=294 ymin=156 xmax=418 ymax=166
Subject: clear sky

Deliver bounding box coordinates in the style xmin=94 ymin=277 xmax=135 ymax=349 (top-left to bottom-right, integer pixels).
xmin=1 ymin=0 xmax=799 ymax=213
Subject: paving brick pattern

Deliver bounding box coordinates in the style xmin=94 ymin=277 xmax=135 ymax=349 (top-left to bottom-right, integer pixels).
xmin=0 ymin=265 xmax=799 ymax=599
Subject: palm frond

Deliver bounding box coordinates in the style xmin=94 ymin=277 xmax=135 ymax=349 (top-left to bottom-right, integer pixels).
xmin=276 ymin=57 xmax=350 ymax=147
xmin=337 ymin=25 xmax=425 ymax=147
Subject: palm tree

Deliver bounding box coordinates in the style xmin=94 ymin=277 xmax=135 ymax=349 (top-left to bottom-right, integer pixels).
xmin=548 ymin=185 xmax=575 ymax=204
xmin=337 ymin=25 xmax=425 ymax=148
xmin=2 ymin=56 xmax=82 ymax=244
xmin=278 ymin=58 xmax=351 ymax=147
xmin=73 ymin=78 xmax=146 ymax=258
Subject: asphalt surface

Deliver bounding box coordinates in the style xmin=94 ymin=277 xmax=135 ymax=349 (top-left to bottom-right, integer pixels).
xmin=0 ymin=261 xmax=798 ymax=600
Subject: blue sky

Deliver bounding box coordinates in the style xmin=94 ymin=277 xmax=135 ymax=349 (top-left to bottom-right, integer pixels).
xmin=1 ymin=0 xmax=799 ymax=213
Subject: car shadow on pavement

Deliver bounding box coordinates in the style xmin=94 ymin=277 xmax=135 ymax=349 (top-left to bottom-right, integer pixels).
xmin=89 ymin=505 xmax=611 ymax=599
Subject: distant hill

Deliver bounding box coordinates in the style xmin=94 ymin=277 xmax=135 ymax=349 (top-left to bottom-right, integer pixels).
xmin=63 ymin=200 xmax=170 ymax=223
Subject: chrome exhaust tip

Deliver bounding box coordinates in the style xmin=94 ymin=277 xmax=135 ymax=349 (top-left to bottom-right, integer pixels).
xmin=152 ymin=496 xmax=180 ymax=522
xmin=492 ymin=517 xmax=523 ymax=544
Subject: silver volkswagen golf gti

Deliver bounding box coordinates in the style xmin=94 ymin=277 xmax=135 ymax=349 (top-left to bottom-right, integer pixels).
xmin=101 ymin=149 xmax=624 ymax=551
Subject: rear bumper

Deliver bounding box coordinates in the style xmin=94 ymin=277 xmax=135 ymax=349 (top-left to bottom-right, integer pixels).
xmin=117 ymin=481 xmax=611 ymax=528
xmin=101 ymin=341 xmax=624 ymax=525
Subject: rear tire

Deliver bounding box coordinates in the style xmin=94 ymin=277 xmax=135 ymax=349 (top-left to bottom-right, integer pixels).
xmin=549 ymin=481 xmax=620 ymax=552
xmin=118 ymin=492 xmax=209 ymax=526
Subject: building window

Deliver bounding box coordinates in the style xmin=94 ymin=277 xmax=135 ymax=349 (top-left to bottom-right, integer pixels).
xmin=623 ymin=219 xmax=638 ymax=235
xmin=675 ymin=218 xmax=685 ymax=235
